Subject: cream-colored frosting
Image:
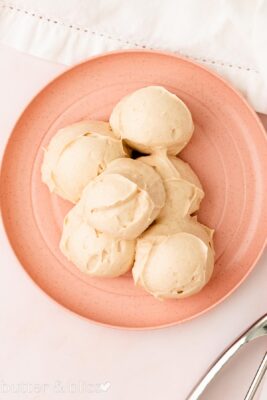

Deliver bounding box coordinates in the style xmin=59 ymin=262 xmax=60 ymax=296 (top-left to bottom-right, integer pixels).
xmin=81 ymin=158 xmax=166 ymax=240
xmin=132 ymin=218 xmax=214 ymax=299
xmin=139 ymin=154 xmax=204 ymax=219
xmin=41 ymin=86 xmax=215 ymax=289
xmin=110 ymin=86 xmax=194 ymax=155
xmin=41 ymin=120 xmax=128 ymax=203
xmin=60 ymin=202 xmax=135 ymax=277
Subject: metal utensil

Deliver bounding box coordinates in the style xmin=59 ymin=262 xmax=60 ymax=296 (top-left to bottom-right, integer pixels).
xmin=186 ymin=314 xmax=267 ymax=400
xmin=245 ymin=352 xmax=267 ymax=400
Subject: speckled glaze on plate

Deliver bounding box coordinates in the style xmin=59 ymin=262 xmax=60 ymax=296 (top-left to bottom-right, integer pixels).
xmin=1 ymin=50 xmax=267 ymax=329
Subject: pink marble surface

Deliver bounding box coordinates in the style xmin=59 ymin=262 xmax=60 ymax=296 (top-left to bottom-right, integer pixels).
xmin=0 ymin=44 xmax=266 ymax=400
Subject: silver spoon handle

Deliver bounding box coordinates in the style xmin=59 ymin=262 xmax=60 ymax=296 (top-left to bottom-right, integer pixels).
xmin=244 ymin=352 xmax=267 ymax=400
xmin=186 ymin=337 xmax=246 ymax=400
xmin=186 ymin=314 xmax=267 ymax=400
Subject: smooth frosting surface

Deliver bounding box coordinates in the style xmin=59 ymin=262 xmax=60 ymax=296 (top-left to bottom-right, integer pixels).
xmin=110 ymin=86 xmax=194 ymax=154
xmin=132 ymin=218 xmax=214 ymax=299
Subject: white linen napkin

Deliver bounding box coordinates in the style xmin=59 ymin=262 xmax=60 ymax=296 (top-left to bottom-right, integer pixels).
xmin=0 ymin=0 xmax=267 ymax=113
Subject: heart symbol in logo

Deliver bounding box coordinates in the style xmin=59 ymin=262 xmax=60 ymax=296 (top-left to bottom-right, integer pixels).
xmin=100 ymin=382 xmax=111 ymax=392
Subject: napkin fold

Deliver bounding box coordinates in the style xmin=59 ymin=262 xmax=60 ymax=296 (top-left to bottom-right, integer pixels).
xmin=0 ymin=0 xmax=267 ymax=113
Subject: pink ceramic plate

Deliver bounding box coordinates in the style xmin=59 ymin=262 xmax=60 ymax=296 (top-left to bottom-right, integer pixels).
xmin=1 ymin=50 xmax=267 ymax=329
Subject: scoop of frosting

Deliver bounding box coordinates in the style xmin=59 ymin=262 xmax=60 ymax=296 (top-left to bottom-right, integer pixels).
xmin=132 ymin=218 xmax=214 ymax=299
xmin=81 ymin=158 xmax=166 ymax=240
xmin=139 ymin=154 xmax=204 ymax=219
xmin=110 ymin=86 xmax=194 ymax=155
xmin=41 ymin=120 xmax=128 ymax=203
xmin=60 ymin=202 xmax=135 ymax=277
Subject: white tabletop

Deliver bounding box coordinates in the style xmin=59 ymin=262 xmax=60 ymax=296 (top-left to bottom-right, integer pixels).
xmin=0 ymin=43 xmax=266 ymax=400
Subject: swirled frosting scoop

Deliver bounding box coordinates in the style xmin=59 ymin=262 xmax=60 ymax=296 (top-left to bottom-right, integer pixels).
xmin=80 ymin=158 xmax=166 ymax=240
xmin=139 ymin=154 xmax=204 ymax=219
xmin=132 ymin=218 xmax=214 ymax=299
xmin=60 ymin=202 xmax=135 ymax=277
xmin=41 ymin=85 xmax=215 ymax=294
xmin=41 ymin=120 xmax=128 ymax=203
